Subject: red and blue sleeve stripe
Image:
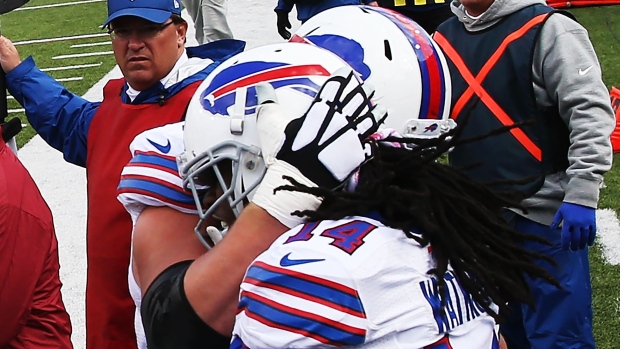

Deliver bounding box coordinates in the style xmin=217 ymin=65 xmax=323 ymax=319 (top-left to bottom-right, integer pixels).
xmin=126 ymin=151 xmax=180 ymax=176
xmin=238 ymin=290 xmax=366 ymax=347
xmin=117 ymin=151 xmax=195 ymax=209
xmin=245 ymin=262 xmax=366 ymax=318
xmin=117 ymin=175 xmax=195 ymax=209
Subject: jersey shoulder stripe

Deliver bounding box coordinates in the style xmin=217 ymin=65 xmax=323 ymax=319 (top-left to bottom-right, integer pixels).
xmin=238 ymin=290 xmax=366 ymax=347
xmin=118 ymin=122 xmax=196 ymax=220
xmin=129 ymin=151 xmax=180 ymax=175
xmin=117 ymin=175 xmax=195 ymax=210
xmin=247 ymin=261 xmax=365 ymax=317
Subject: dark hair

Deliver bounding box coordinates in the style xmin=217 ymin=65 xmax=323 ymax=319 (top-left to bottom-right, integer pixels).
xmin=170 ymin=15 xmax=187 ymax=44
xmin=278 ymin=122 xmax=560 ymax=322
xmin=170 ymin=14 xmax=186 ymax=24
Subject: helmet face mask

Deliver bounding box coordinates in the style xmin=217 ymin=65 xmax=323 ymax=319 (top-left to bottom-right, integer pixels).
xmin=179 ymin=43 xmax=355 ymax=248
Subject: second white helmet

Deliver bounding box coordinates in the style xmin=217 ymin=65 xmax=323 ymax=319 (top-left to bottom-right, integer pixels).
xmin=292 ymin=5 xmax=455 ymax=138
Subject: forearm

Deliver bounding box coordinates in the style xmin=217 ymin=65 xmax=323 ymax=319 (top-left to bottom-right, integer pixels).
xmin=183 ymin=204 xmax=287 ymax=335
xmin=132 ymin=206 xmax=206 ymax=294
xmin=6 ymin=56 xmax=98 ymax=166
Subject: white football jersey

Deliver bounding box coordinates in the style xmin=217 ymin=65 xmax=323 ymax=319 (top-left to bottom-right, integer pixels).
xmin=118 ymin=121 xmax=197 ymax=224
xmin=232 ymin=215 xmax=499 ymax=349
xmin=117 ymin=122 xmax=197 ymax=349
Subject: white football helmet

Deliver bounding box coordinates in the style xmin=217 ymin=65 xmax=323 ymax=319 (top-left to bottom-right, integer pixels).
xmin=179 ymin=43 xmax=355 ymax=248
xmin=291 ymin=5 xmax=455 ymax=138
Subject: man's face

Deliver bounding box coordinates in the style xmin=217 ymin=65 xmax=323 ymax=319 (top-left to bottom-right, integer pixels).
xmin=459 ymin=0 xmax=495 ymax=16
xmin=110 ymin=16 xmax=187 ymax=91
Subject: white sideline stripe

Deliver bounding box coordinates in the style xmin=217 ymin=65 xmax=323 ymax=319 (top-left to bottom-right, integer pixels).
xmin=41 ymin=62 xmax=103 ymax=72
xmin=71 ymin=41 xmax=110 ymax=48
xmin=9 ymin=108 xmax=25 ymax=113
xmin=15 ymin=0 xmax=105 ymax=11
xmin=57 ymin=77 xmax=84 ymax=82
xmin=596 ymin=208 xmax=620 ymax=265
xmin=53 ymin=51 xmax=114 ymax=59
xmin=15 ymin=33 xmax=108 ymax=46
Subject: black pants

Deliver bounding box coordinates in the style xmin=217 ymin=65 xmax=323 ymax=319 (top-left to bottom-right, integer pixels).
xmin=381 ymin=4 xmax=453 ymax=33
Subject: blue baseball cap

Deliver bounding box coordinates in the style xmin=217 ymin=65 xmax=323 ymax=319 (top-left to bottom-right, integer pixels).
xmin=103 ymin=0 xmax=182 ymax=27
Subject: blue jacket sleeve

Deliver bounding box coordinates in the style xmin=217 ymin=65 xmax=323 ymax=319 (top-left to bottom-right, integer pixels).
xmin=6 ymin=56 xmax=100 ymax=168
xmin=275 ymin=0 xmax=294 ymax=13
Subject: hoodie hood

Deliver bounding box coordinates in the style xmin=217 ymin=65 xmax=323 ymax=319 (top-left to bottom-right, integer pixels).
xmin=451 ymin=0 xmax=546 ymax=31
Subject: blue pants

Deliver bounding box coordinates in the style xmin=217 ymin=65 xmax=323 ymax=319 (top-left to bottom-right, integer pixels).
xmin=500 ymin=213 xmax=595 ymax=349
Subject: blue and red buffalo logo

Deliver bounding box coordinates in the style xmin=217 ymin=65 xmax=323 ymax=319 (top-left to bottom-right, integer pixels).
xmin=200 ymin=61 xmax=329 ymax=116
xmin=291 ymin=34 xmax=371 ymax=81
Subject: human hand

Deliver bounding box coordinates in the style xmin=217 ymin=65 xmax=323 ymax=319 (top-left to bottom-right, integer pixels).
xmin=0 ymin=36 xmax=22 ymax=73
xmin=367 ymin=1 xmax=379 ymax=6
xmin=252 ymin=67 xmax=386 ymax=227
xmin=551 ymin=202 xmax=596 ymax=251
xmin=275 ymin=10 xmax=292 ymax=40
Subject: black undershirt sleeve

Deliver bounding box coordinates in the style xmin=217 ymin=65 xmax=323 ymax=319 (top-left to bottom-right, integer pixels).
xmin=141 ymin=260 xmax=232 ymax=349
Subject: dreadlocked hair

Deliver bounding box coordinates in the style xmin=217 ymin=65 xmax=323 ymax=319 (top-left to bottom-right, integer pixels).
xmin=277 ymin=121 xmax=561 ymax=323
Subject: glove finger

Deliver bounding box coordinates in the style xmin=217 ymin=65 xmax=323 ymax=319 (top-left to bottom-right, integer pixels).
xmin=569 ymin=226 xmax=580 ymax=251
xmin=314 ymin=67 xmax=351 ymax=103
xmin=294 ymin=70 xmax=353 ymax=150
xmin=340 ymin=87 xmax=368 ymax=118
xmin=338 ymin=73 xmax=373 ymax=121
xmin=256 ymin=84 xmax=289 ymax=166
xmin=279 ymin=31 xmax=290 ymax=40
xmin=588 ymin=218 xmax=597 ymax=246
xmin=588 ymin=232 xmax=596 ymax=246
xmin=256 ymin=82 xmax=278 ymax=105
xmin=357 ymin=104 xmax=387 ymax=140
xmin=314 ymin=69 xmax=367 ymax=144
xmin=578 ymin=226 xmax=589 ymax=250
xmin=560 ymin=225 xmax=570 ymax=251
xmin=588 ymin=224 xmax=596 ymax=246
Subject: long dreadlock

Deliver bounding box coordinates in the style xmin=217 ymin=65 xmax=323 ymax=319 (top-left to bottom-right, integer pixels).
xmin=277 ymin=120 xmax=560 ymax=322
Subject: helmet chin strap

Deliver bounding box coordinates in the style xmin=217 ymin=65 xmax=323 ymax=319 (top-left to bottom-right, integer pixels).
xmin=230 ymin=87 xmax=247 ymax=135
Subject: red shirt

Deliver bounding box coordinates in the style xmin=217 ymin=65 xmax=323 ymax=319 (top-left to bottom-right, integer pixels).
xmin=0 ymin=131 xmax=73 ymax=348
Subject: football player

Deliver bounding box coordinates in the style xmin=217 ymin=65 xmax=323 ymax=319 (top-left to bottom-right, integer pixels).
xmin=116 ymin=42 xmax=388 ymax=348
xmin=171 ymin=45 xmax=560 ymax=349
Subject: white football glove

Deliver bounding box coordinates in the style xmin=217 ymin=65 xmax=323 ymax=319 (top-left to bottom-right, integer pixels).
xmin=252 ymin=67 xmax=386 ymax=227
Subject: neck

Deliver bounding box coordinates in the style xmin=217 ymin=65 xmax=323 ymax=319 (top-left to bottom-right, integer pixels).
xmin=463 ymin=0 xmax=493 ymax=17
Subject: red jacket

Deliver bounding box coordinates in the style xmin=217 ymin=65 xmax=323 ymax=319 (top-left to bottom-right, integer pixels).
xmin=0 ymin=131 xmax=73 ymax=348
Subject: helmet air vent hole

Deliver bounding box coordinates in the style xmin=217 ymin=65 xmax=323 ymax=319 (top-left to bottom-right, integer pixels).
xmin=384 ymin=40 xmax=393 ymax=61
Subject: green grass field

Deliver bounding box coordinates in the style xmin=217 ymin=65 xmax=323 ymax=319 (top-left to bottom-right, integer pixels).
xmin=2 ymin=1 xmax=620 ymax=347
xmin=570 ymin=5 xmax=620 ymax=348
xmin=1 ymin=0 xmax=117 ymax=147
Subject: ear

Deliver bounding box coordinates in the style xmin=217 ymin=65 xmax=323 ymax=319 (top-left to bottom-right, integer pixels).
xmin=176 ymin=22 xmax=188 ymax=47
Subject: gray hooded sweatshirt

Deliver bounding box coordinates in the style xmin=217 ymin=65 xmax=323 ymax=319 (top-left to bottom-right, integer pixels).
xmin=448 ymin=0 xmax=615 ymax=225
